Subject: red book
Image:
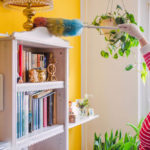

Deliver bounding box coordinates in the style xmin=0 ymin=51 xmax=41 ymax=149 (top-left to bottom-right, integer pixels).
xmin=19 ymin=45 xmax=23 ymax=77
xmin=37 ymin=54 xmax=40 ymax=68
xmin=43 ymin=97 xmax=47 ymax=127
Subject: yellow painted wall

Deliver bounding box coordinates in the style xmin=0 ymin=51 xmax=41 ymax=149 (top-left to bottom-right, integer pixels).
xmin=0 ymin=0 xmax=81 ymax=150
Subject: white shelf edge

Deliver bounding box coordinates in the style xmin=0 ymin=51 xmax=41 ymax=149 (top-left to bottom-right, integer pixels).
xmin=17 ymin=81 xmax=64 ymax=92
xmin=17 ymin=125 xmax=64 ymax=149
xmin=69 ymin=115 xmax=99 ymax=129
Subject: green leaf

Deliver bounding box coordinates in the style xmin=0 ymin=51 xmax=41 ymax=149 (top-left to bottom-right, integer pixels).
xmin=115 ymin=17 xmax=125 ymax=24
xmin=118 ymin=49 xmax=124 ymax=56
xmin=142 ymin=62 xmax=147 ymax=70
xmin=120 ymin=35 xmax=126 ymax=42
xmin=127 ymin=123 xmax=138 ymax=134
xmin=119 ymin=131 xmax=122 ymax=140
xmin=101 ymin=50 xmax=109 ymax=58
xmin=125 ymin=64 xmax=133 ymax=71
xmin=125 ymin=49 xmax=130 ymax=57
xmin=113 ymin=53 xmax=118 ymax=59
xmin=139 ymin=26 xmax=144 ymax=32
xmin=116 ymin=5 xmax=122 ymax=10
xmin=108 ymin=48 xmax=113 ymax=55
xmin=138 ymin=118 xmax=145 ymax=130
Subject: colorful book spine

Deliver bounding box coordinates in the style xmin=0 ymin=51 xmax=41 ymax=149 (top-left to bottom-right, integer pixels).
xmin=20 ymin=92 xmax=23 ymax=137
xmin=37 ymin=54 xmax=41 ymax=68
xmin=22 ymin=92 xmax=25 ymax=136
xmin=28 ymin=52 xmax=32 ymax=70
xmin=17 ymin=92 xmax=20 ymax=138
xmin=43 ymin=97 xmax=47 ymax=127
xmin=24 ymin=95 xmax=29 ymax=135
xmin=40 ymin=54 xmax=44 ymax=68
xmin=19 ymin=45 xmax=23 ymax=78
xmin=36 ymin=99 xmax=39 ymax=130
xmin=31 ymin=54 xmax=37 ymax=68
xmin=47 ymin=95 xmax=53 ymax=126
xmin=44 ymin=55 xmax=47 ymax=68
xmin=29 ymin=95 xmax=32 ymax=133
xmin=38 ymin=98 xmax=43 ymax=129
xmin=32 ymin=99 xmax=36 ymax=131
xmin=53 ymin=92 xmax=57 ymax=125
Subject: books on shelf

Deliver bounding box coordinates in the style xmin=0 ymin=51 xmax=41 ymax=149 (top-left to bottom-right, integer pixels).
xmin=17 ymin=90 xmax=57 ymax=139
xmin=18 ymin=45 xmax=47 ymax=82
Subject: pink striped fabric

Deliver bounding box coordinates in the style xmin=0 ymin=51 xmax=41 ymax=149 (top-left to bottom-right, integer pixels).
xmin=139 ymin=113 xmax=150 ymax=150
xmin=143 ymin=52 xmax=150 ymax=70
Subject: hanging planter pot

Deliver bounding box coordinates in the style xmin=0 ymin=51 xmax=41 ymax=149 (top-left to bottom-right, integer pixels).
xmin=92 ymin=5 xmax=147 ymax=84
xmin=100 ymin=17 xmax=117 ymax=38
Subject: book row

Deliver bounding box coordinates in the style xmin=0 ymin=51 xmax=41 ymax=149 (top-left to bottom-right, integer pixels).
xmin=17 ymin=90 xmax=57 ymax=139
xmin=18 ymin=45 xmax=47 ymax=82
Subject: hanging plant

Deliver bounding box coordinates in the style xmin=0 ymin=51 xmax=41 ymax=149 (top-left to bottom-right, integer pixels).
xmin=92 ymin=5 xmax=147 ymax=83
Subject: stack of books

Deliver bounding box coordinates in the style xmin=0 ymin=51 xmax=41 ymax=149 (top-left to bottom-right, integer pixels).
xmin=17 ymin=90 xmax=57 ymax=139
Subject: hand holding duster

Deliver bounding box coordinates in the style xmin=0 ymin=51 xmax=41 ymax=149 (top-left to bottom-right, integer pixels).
xmin=33 ymin=17 xmax=118 ymax=37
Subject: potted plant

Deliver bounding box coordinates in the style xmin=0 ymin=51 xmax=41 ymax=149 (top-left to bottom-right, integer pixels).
xmin=92 ymin=5 xmax=147 ymax=83
xmin=93 ymin=118 xmax=144 ymax=150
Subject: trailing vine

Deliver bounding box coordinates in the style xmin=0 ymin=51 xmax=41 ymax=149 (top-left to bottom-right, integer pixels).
xmin=92 ymin=5 xmax=147 ymax=83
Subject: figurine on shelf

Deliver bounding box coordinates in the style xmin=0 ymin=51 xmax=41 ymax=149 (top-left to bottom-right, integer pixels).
xmin=69 ymin=101 xmax=76 ymax=123
xmin=47 ymin=52 xmax=57 ymax=81
xmin=37 ymin=68 xmax=46 ymax=82
xmin=28 ymin=69 xmax=39 ymax=83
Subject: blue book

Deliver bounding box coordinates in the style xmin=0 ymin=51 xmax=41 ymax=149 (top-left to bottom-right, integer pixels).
xmin=28 ymin=95 xmax=32 ymax=133
xmin=22 ymin=92 xmax=25 ymax=136
xmin=44 ymin=56 xmax=47 ymax=68
xmin=20 ymin=92 xmax=22 ymax=137
xmin=38 ymin=98 xmax=43 ymax=129
xmin=36 ymin=99 xmax=39 ymax=130
xmin=47 ymin=94 xmax=53 ymax=126
xmin=32 ymin=99 xmax=37 ymax=131
xmin=17 ymin=92 xmax=20 ymax=138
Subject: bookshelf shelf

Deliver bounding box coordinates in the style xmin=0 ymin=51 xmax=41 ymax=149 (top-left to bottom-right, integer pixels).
xmin=17 ymin=81 xmax=64 ymax=92
xmin=16 ymin=125 xmax=64 ymax=149
xmin=69 ymin=115 xmax=99 ymax=129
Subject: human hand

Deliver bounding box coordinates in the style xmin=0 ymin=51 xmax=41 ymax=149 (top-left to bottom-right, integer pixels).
xmin=118 ymin=24 xmax=144 ymax=40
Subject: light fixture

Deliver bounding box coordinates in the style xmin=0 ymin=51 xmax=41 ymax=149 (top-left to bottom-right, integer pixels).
xmin=3 ymin=0 xmax=53 ymax=31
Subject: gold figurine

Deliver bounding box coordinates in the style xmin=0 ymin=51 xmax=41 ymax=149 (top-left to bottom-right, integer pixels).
xmin=47 ymin=52 xmax=57 ymax=81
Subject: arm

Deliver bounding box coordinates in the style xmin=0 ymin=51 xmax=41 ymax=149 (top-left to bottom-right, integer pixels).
xmin=118 ymin=24 xmax=150 ymax=70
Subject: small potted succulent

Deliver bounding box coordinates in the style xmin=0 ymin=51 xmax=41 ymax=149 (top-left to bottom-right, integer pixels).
xmin=92 ymin=5 xmax=147 ymax=83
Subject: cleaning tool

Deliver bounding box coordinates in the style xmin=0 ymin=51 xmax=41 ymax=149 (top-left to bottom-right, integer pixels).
xmin=33 ymin=17 xmax=118 ymax=37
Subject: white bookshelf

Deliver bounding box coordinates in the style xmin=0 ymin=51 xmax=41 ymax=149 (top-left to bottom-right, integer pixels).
xmin=16 ymin=125 xmax=64 ymax=149
xmin=17 ymin=81 xmax=64 ymax=92
xmin=0 ymin=27 xmax=70 ymax=150
xmin=0 ymin=27 xmax=99 ymax=150
xmin=69 ymin=115 xmax=99 ymax=129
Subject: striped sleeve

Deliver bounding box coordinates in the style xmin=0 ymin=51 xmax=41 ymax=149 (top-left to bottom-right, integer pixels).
xmin=141 ymin=43 xmax=150 ymax=70
xmin=139 ymin=113 xmax=150 ymax=150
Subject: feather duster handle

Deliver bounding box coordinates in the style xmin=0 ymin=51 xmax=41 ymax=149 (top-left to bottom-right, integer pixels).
xmin=33 ymin=17 xmax=118 ymax=36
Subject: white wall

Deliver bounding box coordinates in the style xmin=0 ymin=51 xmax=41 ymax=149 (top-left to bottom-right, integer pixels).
xmin=81 ymin=0 xmax=139 ymax=149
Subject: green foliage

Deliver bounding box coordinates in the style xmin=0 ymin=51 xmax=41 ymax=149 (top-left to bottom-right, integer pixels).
xmin=125 ymin=64 xmax=133 ymax=71
xmin=93 ymin=118 xmax=145 ymax=150
xmin=141 ymin=62 xmax=148 ymax=84
xmin=92 ymin=5 xmax=148 ymax=84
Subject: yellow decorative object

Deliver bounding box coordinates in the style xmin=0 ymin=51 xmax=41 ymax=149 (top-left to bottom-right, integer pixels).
xmin=3 ymin=0 xmax=53 ymax=31
xmin=47 ymin=52 xmax=57 ymax=81
xmin=37 ymin=69 xmax=46 ymax=82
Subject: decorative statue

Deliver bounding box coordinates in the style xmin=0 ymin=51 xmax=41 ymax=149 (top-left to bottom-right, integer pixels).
xmin=47 ymin=52 xmax=57 ymax=81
